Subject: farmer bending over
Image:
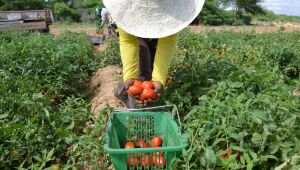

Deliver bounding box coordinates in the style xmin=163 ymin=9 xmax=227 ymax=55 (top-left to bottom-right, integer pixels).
xmin=103 ymin=0 xmax=205 ymax=108
xmin=95 ymin=6 xmax=116 ymax=36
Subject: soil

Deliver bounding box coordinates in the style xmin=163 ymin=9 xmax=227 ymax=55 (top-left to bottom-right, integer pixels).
xmin=89 ymin=65 xmax=125 ymax=115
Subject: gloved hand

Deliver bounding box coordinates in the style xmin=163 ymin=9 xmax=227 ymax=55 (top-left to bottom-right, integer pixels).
xmin=143 ymin=81 xmax=162 ymax=105
xmin=125 ymin=79 xmax=163 ymax=108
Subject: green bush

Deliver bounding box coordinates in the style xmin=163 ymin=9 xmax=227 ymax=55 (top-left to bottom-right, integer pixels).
xmin=54 ymin=2 xmax=80 ymax=22
xmin=0 ymin=31 xmax=105 ymax=169
xmin=242 ymin=15 xmax=252 ymax=25
xmin=160 ymin=30 xmax=300 ymax=169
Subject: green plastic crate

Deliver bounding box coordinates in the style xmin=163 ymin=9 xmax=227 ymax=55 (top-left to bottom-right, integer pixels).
xmin=104 ymin=106 xmax=187 ymax=170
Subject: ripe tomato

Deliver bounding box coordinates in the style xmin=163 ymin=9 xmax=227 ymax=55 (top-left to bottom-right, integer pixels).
xmin=220 ymin=148 xmax=232 ymax=159
xmin=139 ymin=94 xmax=146 ymax=102
xmin=125 ymin=141 xmax=135 ymax=149
xmin=127 ymin=155 xmax=138 ymax=167
xmin=138 ymin=140 xmax=148 ymax=148
xmin=142 ymin=81 xmax=154 ymax=89
xmin=133 ymin=80 xmax=143 ymax=89
xmin=153 ymin=152 xmax=164 ymax=157
xmin=141 ymin=89 xmax=155 ymax=100
xmin=140 ymin=154 xmax=152 ymax=167
xmin=128 ymin=86 xmax=142 ymax=95
xmin=150 ymin=136 xmax=162 ymax=147
xmin=153 ymin=155 xmax=166 ymax=168
xmin=227 ymin=148 xmax=232 ymax=157
xmin=220 ymin=154 xmax=227 ymax=159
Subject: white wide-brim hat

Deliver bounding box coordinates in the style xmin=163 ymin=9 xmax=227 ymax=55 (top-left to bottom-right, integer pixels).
xmin=103 ymin=0 xmax=205 ymax=38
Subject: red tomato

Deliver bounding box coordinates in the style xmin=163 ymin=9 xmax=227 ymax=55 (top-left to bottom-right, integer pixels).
xmin=128 ymin=86 xmax=142 ymax=95
xmin=133 ymin=80 xmax=143 ymax=89
xmin=153 ymin=155 xmax=166 ymax=168
xmin=141 ymin=89 xmax=155 ymax=100
xmin=152 ymin=92 xmax=158 ymax=100
xmin=220 ymin=154 xmax=227 ymax=159
xmin=139 ymin=95 xmax=146 ymax=102
xmin=127 ymin=155 xmax=138 ymax=167
xmin=138 ymin=140 xmax=148 ymax=148
xmin=125 ymin=141 xmax=135 ymax=149
xmin=142 ymin=81 xmax=154 ymax=89
xmin=150 ymin=136 xmax=162 ymax=147
xmin=227 ymin=148 xmax=232 ymax=157
xmin=153 ymin=152 xmax=164 ymax=157
xmin=140 ymin=154 xmax=152 ymax=167
xmin=220 ymin=148 xmax=232 ymax=159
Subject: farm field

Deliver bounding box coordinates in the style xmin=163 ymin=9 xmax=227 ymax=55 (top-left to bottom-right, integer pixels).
xmin=1 ymin=27 xmax=300 ymax=170
xmin=49 ymin=22 xmax=300 ymax=36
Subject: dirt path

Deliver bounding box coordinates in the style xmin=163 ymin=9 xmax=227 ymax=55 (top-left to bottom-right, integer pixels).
xmin=89 ymin=65 xmax=125 ymax=114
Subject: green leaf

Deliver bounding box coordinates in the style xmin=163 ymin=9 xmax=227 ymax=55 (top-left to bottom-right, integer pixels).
xmin=229 ymin=82 xmax=244 ymax=88
xmin=212 ymin=138 xmax=226 ymax=146
xmin=0 ymin=114 xmax=8 ymax=119
xmin=268 ymin=142 xmax=280 ymax=154
xmin=33 ymin=156 xmax=42 ymax=162
xmin=204 ymin=148 xmax=216 ymax=167
xmin=46 ymin=148 xmax=54 ymax=160
xmin=22 ymin=100 xmax=35 ymax=105
xmin=66 ymin=120 xmax=75 ymax=130
xmin=32 ymin=93 xmax=44 ymax=100
xmin=228 ymin=132 xmax=241 ymax=140
xmin=184 ymin=108 xmax=198 ymax=121
xmin=199 ymin=95 xmax=209 ymax=101
xmin=65 ymin=136 xmax=73 ymax=144
xmin=251 ymin=133 xmax=263 ymax=145
xmin=261 ymin=155 xmax=278 ymax=161
xmin=43 ymin=108 xmax=49 ymax=118
xmin=252 ymin=110 xmax=269 ymax=123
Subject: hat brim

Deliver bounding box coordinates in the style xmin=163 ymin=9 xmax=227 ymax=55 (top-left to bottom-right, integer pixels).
xmin=103 ymin=0 xmax=205 ymax=38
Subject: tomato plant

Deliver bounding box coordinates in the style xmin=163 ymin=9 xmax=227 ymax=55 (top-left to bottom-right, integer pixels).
xmin=160 ymin=30 xmax=300 ymax=169
xmin=2 ymin=28 xmax=300 ymax=170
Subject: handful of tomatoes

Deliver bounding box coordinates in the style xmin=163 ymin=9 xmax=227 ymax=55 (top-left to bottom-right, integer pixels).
xmin=125 ymin=136 xmax=166 ymax=168
xmin=127 ymin=80 xmax=158 ymax=102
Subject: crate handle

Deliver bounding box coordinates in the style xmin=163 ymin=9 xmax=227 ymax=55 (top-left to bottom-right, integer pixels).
xmin=113 ymin=105 xmax=183 ymax=130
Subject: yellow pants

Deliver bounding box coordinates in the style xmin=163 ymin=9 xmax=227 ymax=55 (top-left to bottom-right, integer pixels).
xmin=118 ymin=28 xmax=178 ymax=85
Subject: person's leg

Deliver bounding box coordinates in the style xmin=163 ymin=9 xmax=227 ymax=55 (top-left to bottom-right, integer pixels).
xmin=147 ymin=39 xmax=158 ymax=72
xmin=138 ymin=38 xmax=152 ymax=81
xmin=138 ymin=39 xmax=158 ymax=80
